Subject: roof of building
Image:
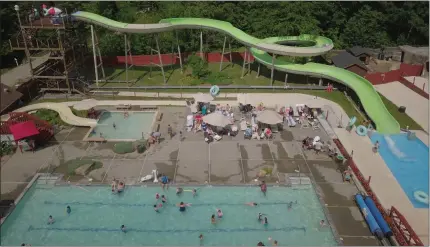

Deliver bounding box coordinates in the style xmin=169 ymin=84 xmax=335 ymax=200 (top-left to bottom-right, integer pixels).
xmin=0 ymin=83 xmax=23 ymax=113
xmin=9 ymin=120 xmax=39 ymax=141
xmin=331 ymin=51 xmax=368 ymax=70
xmin=347 ymin=46 xmax=371 ymax=57
xmin=399 ymin=45 xmax=429 ymax=58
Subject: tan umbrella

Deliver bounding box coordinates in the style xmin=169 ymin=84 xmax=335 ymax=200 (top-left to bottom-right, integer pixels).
xmin=193 ymin=93 xmax=213 ymax=102
xmin=202 ymin=112 xmax=232 ymax=127
xmin=256 ymin=110 xmax=283 ymax=125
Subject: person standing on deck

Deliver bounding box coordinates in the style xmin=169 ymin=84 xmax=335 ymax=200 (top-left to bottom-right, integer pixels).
xmin=167 ymin=125 xmax=173 ymax=139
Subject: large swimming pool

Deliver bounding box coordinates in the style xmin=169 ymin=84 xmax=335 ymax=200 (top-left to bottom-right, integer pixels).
xmin=370 ymin=133 xmax=429 ymax=208
xmin=86 ymin=111 xmax=155 ymax=141
xmin=1 ymin=183 xmax=338 ymax=246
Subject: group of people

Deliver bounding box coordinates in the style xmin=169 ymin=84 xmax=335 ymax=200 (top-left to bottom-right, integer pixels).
xmin=302 ymin=136 xmax=337 ymax=156
xmin=111 ymin=178 xmax=125 ymax=193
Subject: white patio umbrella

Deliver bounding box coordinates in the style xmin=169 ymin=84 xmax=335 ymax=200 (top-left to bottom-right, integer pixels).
xmin=73 ymin=99 xmax=98 ymax=111
xmin=202 ymin=112 xmax=232 ymax=127
xmin=193 ymin=93 xmax=214 ymax=103
xmin=256 ymin=109 xmax=283 ymax=125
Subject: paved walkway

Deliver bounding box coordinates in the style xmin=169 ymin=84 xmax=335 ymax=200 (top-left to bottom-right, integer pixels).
xmin=404 ymin=76 xmax=429 ymax=93
xmin=1 ymin=54 xmax=49 ymax=87
xmin=375 ymin=82 xmax=429 ymax=132
xmin=334 ymin=128 xmax=429 ymax=245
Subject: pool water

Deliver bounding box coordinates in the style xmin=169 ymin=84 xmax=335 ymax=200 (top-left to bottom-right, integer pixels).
xmin=370 ymin=133 xmax=429 ymax=208
xmin=1 ymin=184 xmax=338 ymax=246
xmin=87 ymin=111 xmax=155 ymax=140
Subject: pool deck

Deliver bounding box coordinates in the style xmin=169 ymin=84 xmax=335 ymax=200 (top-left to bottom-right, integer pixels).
xmin=374 ymin=81 xmax=429 ymax=132
xmin=334 ymin=128 xmax=429 ymax=245
xmin=0 ymin=105 xmax=380 ymax=246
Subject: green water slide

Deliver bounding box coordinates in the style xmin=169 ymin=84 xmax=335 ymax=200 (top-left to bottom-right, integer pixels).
xmin=72 ymin=11 xmax=400 ymax=134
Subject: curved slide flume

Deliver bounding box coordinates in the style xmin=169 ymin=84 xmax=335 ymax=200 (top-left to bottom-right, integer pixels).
xmin=0 ymin=103 xmax=97 ymax=127
xmin=71 ymin=11 xmax=400 ymax=134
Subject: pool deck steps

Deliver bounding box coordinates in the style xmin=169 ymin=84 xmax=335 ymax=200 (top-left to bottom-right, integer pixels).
xmin=284 ymin=173 xmax=311 ymax=186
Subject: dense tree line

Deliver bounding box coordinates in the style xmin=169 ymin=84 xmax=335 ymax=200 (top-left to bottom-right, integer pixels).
xmin=1 ymin=1 xmax=428 ymax=65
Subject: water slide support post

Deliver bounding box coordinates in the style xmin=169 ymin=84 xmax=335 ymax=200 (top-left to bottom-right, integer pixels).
xmin=124 ymin=34 xmax=128 ymax=86
xmin=270 ymin=53 xmax=276 ymax=85
xmin=200 ymin=31 xmax=204 ymax=60
xmin=319 ymin=78 xmax=323 ymax=86
xmin=256 ymin=63 xmax=260 ymax=78
xmin=176 ymin=31 xmax=183 ymax=73
xmin=247 ymin=47 xmax=251 ymax=74
xmin=285 ymin=73 xmax=288 ymax=86
xmin=57 ymin=29 xmax=71 ymax=94
xmin=155 ymin=36 xmax=166 ymax=84
xmin=219 ymin=36 xmax=226 ymax=72
xmin=15 ymin=6 xmax=34 ymax=77
xmin=126 ymin=35 xmax=134 ymax=85
xmin=241 ymin=48 xmax=248 ymax=78
xmin=90 ymin=25 xmax=99 ymax=88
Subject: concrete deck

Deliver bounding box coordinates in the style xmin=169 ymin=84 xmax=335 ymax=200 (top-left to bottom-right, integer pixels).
xmin=1 ymin=106 xmax=378 ymax=246
xmin=375 ymin=81 xmax=429 ymax=132
xmin=404 ymin=76 xmax=429 ymax=93
xmin=334 ymin=128 xmax=429 ymax=245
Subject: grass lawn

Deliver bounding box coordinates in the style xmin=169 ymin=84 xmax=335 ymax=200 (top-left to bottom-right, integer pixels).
xmin=378 ymin=93 xmax=423 ymax=130
xmin=85 ymin=62 xmax=316 ymax=88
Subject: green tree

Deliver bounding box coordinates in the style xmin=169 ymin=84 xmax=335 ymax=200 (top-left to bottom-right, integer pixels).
xmin=187 ymin=54 xmax=210 ymax=79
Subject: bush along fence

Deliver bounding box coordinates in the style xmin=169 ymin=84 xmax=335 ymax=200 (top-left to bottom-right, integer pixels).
xmin=364 ymin=63 xmax=428 ymax=99
xmin=332 ymin=139 xmax=423 ymax=246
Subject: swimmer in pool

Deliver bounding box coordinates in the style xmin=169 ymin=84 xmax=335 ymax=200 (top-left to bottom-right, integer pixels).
xmin=177 ymin=202 xmax=191 ymax=212
xmin=257 ymin=241 xmax=265 ymax=246
xmin=211 ymin=214 xmax=216 ymax=224
xmin=192 ymin=188 xmax=197 ymax=197
xmin=199 ymin=234 xmax=203 ymax=240
xmin=113 ymin=123 xmax=116 ymax=129
xmin=121 ymin=224 xmax=126 ymax=232
xmin=246 ymin=202 xmax=258 ymax=207
xmin=111 ymin=179 xmax=117 ymax=192
xmin=66 ymin=206 xmax=71 ymax=215
xmin=117 ymin=181 xmax=125 ymax=193
xmin=161 ymin=195 xmax=167 ymax=203
xmin=260 ymin=181 xmax=267 ymax=195
xmin=217 ymin=209 xmax=223 ymax=218
xmin=156 ymin=193 xmax=160 ymax=200
xmin=176 ymin=187 xmax=183 ymax=195
xmin=47 ymin=215 xmax=55 ymax=225
xmin=263 ymin=217 xmax=268 ymax=225
xmin=258 ymin=213 xmax=264 ymax=221
xmin=154 ymin=204 xmax=159 ymax=213
xmin=268 ymin=237 xmax=278 ymax=246
xmin=320 ymin=220 xmax=327 ymax=227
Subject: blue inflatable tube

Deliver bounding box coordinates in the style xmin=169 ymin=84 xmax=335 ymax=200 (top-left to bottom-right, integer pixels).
xmin=364 ymin=196 xmax=393 ymax=237
xmin=210 ymin=85 xmax=220 ymax=97
xmin=355 ymin=194 xmax=384 ymax=240
xmin=356 ymin=125 xmax=368 ymax=136
xmin=348 ymin=116 xmax=357 ymax=126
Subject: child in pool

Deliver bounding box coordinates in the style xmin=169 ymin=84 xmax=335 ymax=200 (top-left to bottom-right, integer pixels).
xmin=161 ymin=195 xmax=167 ymax=203
xmin=216 ymin=209 xmax=223 ymax=218
xmin=156 ymin=193 xmax=160 ymax=200
xmin=211 ymin=214 xmax=216 ymax=224
xmin=66 ymin=206 xmax=71 ymax=215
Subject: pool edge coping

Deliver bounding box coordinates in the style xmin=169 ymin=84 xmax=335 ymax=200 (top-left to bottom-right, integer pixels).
xmin=82 ymin=110 xmax=158 ymax=142
xmin=0 ymin=173 xmax=42 ymax=226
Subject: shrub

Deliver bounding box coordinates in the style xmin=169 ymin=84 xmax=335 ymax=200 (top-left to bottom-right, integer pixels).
xmin=187 ymin=54 xmax=210 ymax=79
xmin=32 ymin=109 xmax=66 ymax=126
xmin=0 ymin=141 xmax=15 ymax=156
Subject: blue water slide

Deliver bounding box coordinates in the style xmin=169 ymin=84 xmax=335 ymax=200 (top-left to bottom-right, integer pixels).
xmin=364 ymin=196 xmax=393 ymax=237
xmin=354 ymin=194 xmax=384 ymax=240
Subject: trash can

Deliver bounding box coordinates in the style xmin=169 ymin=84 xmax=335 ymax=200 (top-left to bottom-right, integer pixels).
xmin=398 ymin=106 xmax=406 ymax=113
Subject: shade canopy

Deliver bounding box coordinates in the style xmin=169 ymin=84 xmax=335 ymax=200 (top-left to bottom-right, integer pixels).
xmin=193 ymin=93 xmax=214 ymax=103
xmin=9 ymin=120 xmax=39 ymax=141
xmin=202 ymin=112 xmax=231 ymax=127
xmin=256 ymin=110 xmax=283 ymax=125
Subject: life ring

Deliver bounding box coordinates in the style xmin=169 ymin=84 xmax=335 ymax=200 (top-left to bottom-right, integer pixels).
xmin=356 ymin=125 xmax=367 ymax=136
xmin=210 ymin=85 xmax=220 ymax=97
xmin=348 ymin=116 xmax=357 ymax=127
xmin=414 ymin=191 xmax=429 ymax=205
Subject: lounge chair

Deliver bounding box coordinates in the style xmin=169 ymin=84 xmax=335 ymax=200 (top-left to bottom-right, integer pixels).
xmin=240 ymin=118 xmax=248 ymax=131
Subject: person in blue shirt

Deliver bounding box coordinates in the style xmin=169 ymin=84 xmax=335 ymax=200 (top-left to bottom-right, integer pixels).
xmin=160 ymin=175 xmax=169 ymax=190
